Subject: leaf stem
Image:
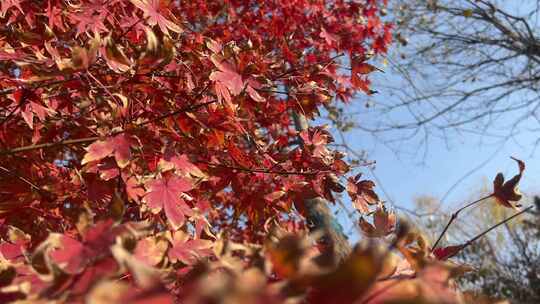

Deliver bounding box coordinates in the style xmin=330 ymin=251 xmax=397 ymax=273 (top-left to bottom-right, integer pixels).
xmin=446 ymin=205 xmax=534 ymax=259
xmin=431 ymin=194 xmax=493 ymax=252
xmin=202 ymin=161 xmax=324 ymax=176
xmin=0 ymin=89 xmax=214 ymax=155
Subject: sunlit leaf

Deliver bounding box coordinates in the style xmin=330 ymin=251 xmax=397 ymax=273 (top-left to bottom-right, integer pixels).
xmin=130 ymin=0 xmax=182 ymax=35
xmin=144 ymin=175 xmax=194 ymax=229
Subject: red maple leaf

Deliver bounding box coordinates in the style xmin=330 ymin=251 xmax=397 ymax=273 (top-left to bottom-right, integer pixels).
xmin=82 ymin=134 xmax=132 ymax=168
xmin=168 ymin=231 xmax=213 ymax=265
xmin=209 ymin=60 xmax=244 ymax=104
xmin=130 ymin=0 xmax=182 ymax=35
xmin=347 ymin=174 xmax=379 ymax=213
xmin=433 ymin=245 xmax=465 ymax=261
xmin=0 ymin=0 xmax=24 ymax=17
xmin=159 ymin=153 xmax=206 ymax=179
xmin=359 ymin=205 xmax=396 ymax=237
xmin=49 ymin=220 xmax=119 ymax=274
xmin=125 ymin=176 xmax=145 ymax=202
xmin=227 ymin=141 xmax=254 ymax=168
xmin=493 ymin=157 xmax=525 ymax=209
xmin=144 ymin=175 xmax=194 ymax=229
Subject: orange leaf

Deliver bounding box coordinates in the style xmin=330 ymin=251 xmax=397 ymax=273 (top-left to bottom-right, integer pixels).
xmin=353 ymin=63 xmax=377 ymax=75
xmin=359 ymin=206 xmax=396 ymax=237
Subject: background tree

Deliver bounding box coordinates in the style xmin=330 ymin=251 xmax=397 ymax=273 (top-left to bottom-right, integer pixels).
xmin=345 ymin=0 xmax=540 ymax=148
xmin=410 ymin=188 xmax=540 ymax=304
xmin=459 ymin=197 xmax=540 ymax=304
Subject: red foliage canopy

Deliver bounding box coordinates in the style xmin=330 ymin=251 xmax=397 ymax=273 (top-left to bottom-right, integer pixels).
xmin=0 ymin=0 xmax=391 ymax=240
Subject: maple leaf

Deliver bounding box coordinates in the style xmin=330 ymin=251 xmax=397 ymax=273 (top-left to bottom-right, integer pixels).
xmin=358 ymin=205 xmax=396 ymax=237
xmin=30 ymin=101 xmax=54 ymax=121
xmin=299 ymin=128 xmax=333 ymax=162
xmin=112 ymin=134 xmax=132 ymax=168
xmin=98 ymin=159 xmax=120 ymax=181
xmin=102 ymin=36 xmax=132 ymax=73
xmin=82 ymin=140 xmax=115 ymax=165
xmin=432 ymin=245 xmax=465 ymax=261
xmin=205 ymin=38 xmax=222 ymax=53
xmin=209 ymin=59 xmax=244 ymax=104
xmin=82 ymin=134 xmax=132 ymax=168
xmin=130 ymin=0 xmax=182 ymax=35
xmin=144 ymin=175 xmax=194 ymax=229
xmin=246 ymin=83 xmax=265 ymax=102
xmin=134 ymin=237 xmax=169 ymax=266
xmin=125 ymin=176 xmax=145 ymax=202
xmin=212 ymin=81 xmax=233 ymax=106
xmin=168 ymin=231 xmax=213 ymax=265
xmin=227 ymin=141 xmax=254 ymax=168
xmin=190 ymin=201 xmax=214 ymax=238
xmin=353 ymin=62 xmax=378 ymax=75
xmin=0 ymin=227 xmax=29 ymax=261
xmin=351 ymin=72 xmax=371 ymax=93
xmin=0 ymin=0 xmax=23 ymax=18
xmin=48 ymin=234 xmax=85 ymax=274
xmin=320 ymin=27 xmax=338 ymax=46
xmin=13 ymin=89 xmax=54 ymax=130
xmin=20 ymin=103 xmax=34 ymax=129
xmin=347 ymin=173 xmax=379 ymax=213
xmin=44 ymin=220 xmax=120 ymax=274
xmin=68 ymin=5 xmax=109 ymax=36
xmin=45 ymin=0 xmax=66 ymax=31
xmin=159 ymin=154 xmax=207 ymax=180
xmin=492 ymin=157 xmax=525 ymax=209
xmin=111 ymin=242 xmax=161 ymax=289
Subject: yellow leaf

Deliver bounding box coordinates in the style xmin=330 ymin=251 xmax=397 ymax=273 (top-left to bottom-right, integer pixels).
xmin=463 ymin=9 xmax=473 ymax=18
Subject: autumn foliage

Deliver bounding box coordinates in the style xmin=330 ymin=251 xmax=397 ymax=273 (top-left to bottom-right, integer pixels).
xmin=0 ymin=0 xmax=528 ymax=303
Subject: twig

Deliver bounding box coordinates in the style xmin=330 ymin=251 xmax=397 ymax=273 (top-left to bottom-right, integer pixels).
xmin=0 ymin=101 xmax=22 ymax=127
xmin=0 ymin=165 xmax=43 ymax=192
xmin=0 ymin=86 xmax=214 ymax=155
xmin=202 ymin=161 xmax=324 ymax=176
xmin=0 ymin=78 xmax=73 ymax=97
xmin=138 ymin=84 xmax=213 ymax=127
xmin=0 ymin=136 xmax=100 ymax=155
xmin=445 ymin=205 xmax=534 ymax=259
xmin=272 ymin=53 xmax=344 ymax=80
xmin=431 ymin=194 xmax=494 ymax=251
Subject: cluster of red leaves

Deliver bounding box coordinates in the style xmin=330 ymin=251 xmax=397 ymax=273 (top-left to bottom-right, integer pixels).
xmin=0 ymin=0 xmax=391 ymax=242
xmin=0 ymin=0 xmax=509 ymax=303
xmin=0 ymin=215 xmax=498 ymax=304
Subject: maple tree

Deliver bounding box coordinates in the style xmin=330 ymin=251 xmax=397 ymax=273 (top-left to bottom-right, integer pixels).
xmin=0 ymin=0 xmax=533 ymax=303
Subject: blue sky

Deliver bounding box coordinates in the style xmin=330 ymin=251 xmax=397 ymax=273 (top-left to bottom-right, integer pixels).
xmin=351 ymin=126 xmax=539 ymax=208
xmin=333 ymin=108 xmax=540 ymax=240
xmin=330 ymin=67 xmax=540 ymax=240
xmin=352 ymin=0 xmax=540 ymax=213
xmin=323 ymin=0 xmax=540 ymax=240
